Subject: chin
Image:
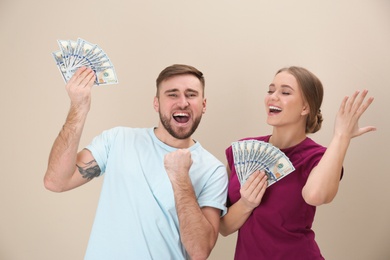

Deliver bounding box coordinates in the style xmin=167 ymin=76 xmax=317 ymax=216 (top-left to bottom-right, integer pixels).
xmin=171 ymin=126 xmax=194 ymax=140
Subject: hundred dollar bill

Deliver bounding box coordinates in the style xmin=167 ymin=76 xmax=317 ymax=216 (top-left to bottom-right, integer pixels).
xmin=95 ymin=66 xmax=119 ymax=85
xmin=231 ymin=140 xmax=295 ymax=187
xmin=53 ymin=38 xmax=118 ymax=85
xmin=266 ymin=152 xmax=295 ymax=186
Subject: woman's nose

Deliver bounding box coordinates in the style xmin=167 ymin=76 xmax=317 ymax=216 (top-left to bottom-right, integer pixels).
xmin=269 ymin=91 xmax=279 ymax=100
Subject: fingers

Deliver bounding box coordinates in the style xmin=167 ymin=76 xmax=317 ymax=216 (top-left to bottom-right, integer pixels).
xmin=342 ymin=90 xmax=373 ymax=116
xmin=350 ymin=90 xmax=368 ymax=115
xmin=239 ymin=170 xmax=268 ymax=209
xmin=64 ymin=67 xmax=96 ymax=109
xmin=168 ymin=149 xmax=192 ymax=164
xmin=356 ymin=92 xmax=374 ymax=117
xmin=358 ymin=125 xmax=377 ymax=136
xmin=337 ymin=89 xmax=376 ymax=138
xmin=67 ymin=67 xmax=96 ymax=89
xmin=242 ymin=170 xmax=268 ymax=196
xmin=338 ymin=95 xmax=348 ymax=115
xmin=164 ymin=149 xmax=192 ymax=173
xmin=254 ymin=173 xmax=268 ymax=201
xmin=343 ymin=90 xmax=360 ymax=113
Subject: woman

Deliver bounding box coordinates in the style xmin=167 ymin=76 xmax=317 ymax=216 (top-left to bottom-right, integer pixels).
xmin=220 ymin=66 xmax=376 ymax=259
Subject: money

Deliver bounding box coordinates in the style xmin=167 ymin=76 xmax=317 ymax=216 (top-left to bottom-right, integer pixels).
xmin=231 ymin=140 xmax=295 ymax=187
xmin=52 ymin=38 xmax=118 ymax=85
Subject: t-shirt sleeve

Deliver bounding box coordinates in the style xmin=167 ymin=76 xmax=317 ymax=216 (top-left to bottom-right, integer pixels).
xmin=197 ymin=164 xmax=229 ymax=217
xmin=85 ymin=127 xmax=119 ymax=176
xmin=225 ymin=145 xmax=234 ymax=173
xmin=302 ymin=145 xmax=344 ymax=180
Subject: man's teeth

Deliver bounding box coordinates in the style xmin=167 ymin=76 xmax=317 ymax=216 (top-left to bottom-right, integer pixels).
xmin=174 ymin=113 xmax=188 ymax=117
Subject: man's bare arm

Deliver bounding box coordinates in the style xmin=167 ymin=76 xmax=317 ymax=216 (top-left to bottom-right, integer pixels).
xmin=164 ymin=149 xmax=220 ymax=260
xmin=173 ymin=181 xmax=220 ymax=260
xmin=76 ymin=158 xmax=101 ymax=180
xmin=44 ymin=67 xmax=97 ymax=192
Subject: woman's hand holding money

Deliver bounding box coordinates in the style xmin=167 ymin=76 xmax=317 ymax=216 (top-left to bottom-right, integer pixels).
xmin=239 ymin=170 xmax=268 ymax=211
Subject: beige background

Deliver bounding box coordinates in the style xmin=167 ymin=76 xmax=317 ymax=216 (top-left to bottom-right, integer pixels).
xmin=1 ymin=0 xmax=389 ymax=259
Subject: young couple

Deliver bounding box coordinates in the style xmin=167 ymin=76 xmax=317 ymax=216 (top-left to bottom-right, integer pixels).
xmin=44 ymin=64 xmax=375 ymax=259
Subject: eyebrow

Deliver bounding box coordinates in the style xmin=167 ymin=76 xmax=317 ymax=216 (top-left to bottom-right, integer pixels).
xmin=164 ymin=88 xmax=179 ymax=94
xmin=164 ymin=88 xmax=199 ymax=94
xmin=269 ymin=83 xmax=294 ymax=90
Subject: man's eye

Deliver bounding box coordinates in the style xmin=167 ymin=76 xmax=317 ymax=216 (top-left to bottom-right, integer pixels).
xmin=282 ymin=92 xmax=291 ymax=95
xmin=267 ymin=90 xmax=274 ymax=94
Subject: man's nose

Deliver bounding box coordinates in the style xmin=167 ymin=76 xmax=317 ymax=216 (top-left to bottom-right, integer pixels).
xmin=178 ymin=96 xmax=189 ymax=107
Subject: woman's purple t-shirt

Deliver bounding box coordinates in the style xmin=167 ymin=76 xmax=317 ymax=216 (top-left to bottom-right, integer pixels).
xmin=226 ymin=136 xmax=331 ymax=260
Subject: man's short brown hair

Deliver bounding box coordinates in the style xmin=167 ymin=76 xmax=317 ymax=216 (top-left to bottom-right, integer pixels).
xmin=156 ymin=64 xmax=205 ymax=96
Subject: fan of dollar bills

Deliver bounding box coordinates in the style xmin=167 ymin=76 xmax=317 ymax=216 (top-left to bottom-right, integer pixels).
xmin=52 ymin=38 xmax=118 ymax=85
xmin=232 ymin=140 xmax=295 ymax=187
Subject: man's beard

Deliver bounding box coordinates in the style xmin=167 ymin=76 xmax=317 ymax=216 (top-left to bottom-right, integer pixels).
xmin=159 ymin=112 xmax=202 ymax=140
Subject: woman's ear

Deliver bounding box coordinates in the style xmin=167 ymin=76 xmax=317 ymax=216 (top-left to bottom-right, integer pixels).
xmin=301 ymin=104 xmax=310 ymax=116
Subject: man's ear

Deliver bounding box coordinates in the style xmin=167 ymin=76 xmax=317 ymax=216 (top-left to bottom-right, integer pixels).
xmin=153 ymin=96 xmax=159 ymax=112
xmin=202 ymin=98 xmax=207 ymax=114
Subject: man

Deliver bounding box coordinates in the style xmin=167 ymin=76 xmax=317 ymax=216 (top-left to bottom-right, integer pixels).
xmin=44 ymin=64 xmax=228 ymax=260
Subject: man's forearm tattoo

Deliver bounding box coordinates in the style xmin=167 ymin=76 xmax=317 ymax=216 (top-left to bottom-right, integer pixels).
xmin=76 ymin=160 xmax=101 ymax=180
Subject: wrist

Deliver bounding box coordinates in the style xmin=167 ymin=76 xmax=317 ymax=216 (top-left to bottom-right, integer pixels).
xmin=237 ymin=198 xmax=257 ymax=214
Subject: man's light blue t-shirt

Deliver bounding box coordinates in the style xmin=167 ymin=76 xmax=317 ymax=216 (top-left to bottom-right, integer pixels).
xmin=84 ymin=127 xmax=228 ymax=260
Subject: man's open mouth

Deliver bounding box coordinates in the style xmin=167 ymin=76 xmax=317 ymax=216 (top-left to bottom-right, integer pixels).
xmin=173 ymin=112 xmax=190 ymax=123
